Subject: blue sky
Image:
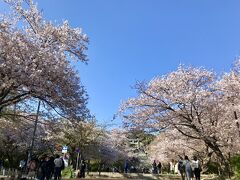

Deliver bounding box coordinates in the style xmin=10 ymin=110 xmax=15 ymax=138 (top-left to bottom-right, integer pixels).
xmin=1 ymin=0 xmax=240 ymax=127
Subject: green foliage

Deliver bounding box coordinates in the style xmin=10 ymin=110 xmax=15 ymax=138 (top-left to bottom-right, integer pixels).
xmin=205 ymin=161 xmax=220 ymax=174
xmin=231 ymin=154 xmax=240 ymax=178
xmin=112 ymin=159 xmax=124 ymax=172
xmin=161 ymin=163 xmax=170 ymax=174
xmin=90 ymin=162 xmax=99 ymax=172
xmin=61 ymin=166 xmax=74 ymax=178
xmin=127 ymin=129 xmax=156 ymax=146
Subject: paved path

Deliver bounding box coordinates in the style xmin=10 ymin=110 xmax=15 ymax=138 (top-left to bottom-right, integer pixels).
xmin=0 ymin=173 xmax=219 ymax=180
xmin=84 ymin=172 xmax=218 ymax=180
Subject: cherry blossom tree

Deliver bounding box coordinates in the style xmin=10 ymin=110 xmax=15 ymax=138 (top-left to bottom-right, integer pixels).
xmin=93 ymin=129 xmax=129 ymax=174
xmin=0 ymin=0 xmax=89 ymax=118
xmin=0 ymin=115 xmax=51 ymax=168
xmin=99 ymin=129 xmax=129 ymax=162
xmin=120 ymin=65 xmax=240 ymax=174
xmin=51 ymin=118 xmax=104 ymax=167
xmin=147 ymin=129 xmax=207 ymax=166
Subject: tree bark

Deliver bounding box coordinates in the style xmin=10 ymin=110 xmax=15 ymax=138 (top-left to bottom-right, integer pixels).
xmin=204 ymin=138 xmax=230 ymax=176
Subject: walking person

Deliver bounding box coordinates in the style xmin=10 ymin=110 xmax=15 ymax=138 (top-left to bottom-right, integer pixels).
xmin=47 ymin=156 xmax=55 ymax=180
xmin=170 ymin=159 xmax=175 ymax=174
xmin=37 ymin=156 xmax=48 ymax=180
xmin=157 ymin=161 xmax=162 ymax=174
xmin=27 ymin=158 xmax=37 ymax=179
xmin=124 ymin=159 xmax=129 ymax=173
xmin=152 ymin=160 xmax=157 ymax=174
xmin=174 ymin=161 xmax=179 ymax=174
xmin=54 ymin=154 xmax=63 ymax=180
xmin=79 ymin=160 xmax=86 ymax=178
xmin=184 ymin=156 xmax=193 ymax=180
xmin=178 ymin=157 xmax=185 ymax=180
xmin=192 ymin=156 xmax=201 ymax=180
xmin=18 ymin=159 xmax=26 ymax=179
xmin=44 ymin=156 xmax=54 ymax=180
xmin=19 ymin=159 xmax=26 ymax=173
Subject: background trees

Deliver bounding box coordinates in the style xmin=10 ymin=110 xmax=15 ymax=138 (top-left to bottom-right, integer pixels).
xmin=120 ymin=65 xmax=240 ymax=174
xmin=52 ymin=118 xmax=104 ymax=167
xmin=0 ymin=114 xmax=52 ymax=168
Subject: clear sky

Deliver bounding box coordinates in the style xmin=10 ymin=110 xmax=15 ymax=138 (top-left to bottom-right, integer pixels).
xmin=1 ymin=0 xmax=240 ymax=127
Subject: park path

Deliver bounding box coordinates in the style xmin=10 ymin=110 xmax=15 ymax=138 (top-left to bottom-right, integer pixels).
xmin=0 ymin=173 xmax=219 ymax=180
xmin=70 ymin=172 xmax=218 ymax=180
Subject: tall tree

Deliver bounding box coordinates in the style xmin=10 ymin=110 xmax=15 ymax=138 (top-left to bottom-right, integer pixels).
xmin=120 ymin=65 xmax=240 ymax=175
xmin=0 ymin=0 xmax=89 ymax=118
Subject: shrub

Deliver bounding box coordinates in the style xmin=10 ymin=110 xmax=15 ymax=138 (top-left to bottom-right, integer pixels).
xmin=62 ymin=166 xmax=74 ymax=178
xmin=231 ymin=154 xmax=240 ymax=179
xmin=205 ymin=161 xmax=220 ymax=174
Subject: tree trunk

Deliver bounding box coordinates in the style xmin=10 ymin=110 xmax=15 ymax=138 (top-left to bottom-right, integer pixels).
xmin=7 ymin=153 xmax=14 ymax=169
xmin=204 ymin=139 xmax=230 ymax=177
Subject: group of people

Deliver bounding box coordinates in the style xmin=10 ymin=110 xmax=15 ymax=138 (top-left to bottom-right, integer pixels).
xmin=26 ymin=155 xmax=87 ymax=179
xmin=21 ymin=154 xmax=65 ymax=180
xmin=152 ymin=155 xmax=201 ymax=180
xmin=178 ymin=156 xmax=202 ymax=180
xmin=152 ymin=160 xmax=162 ymax=174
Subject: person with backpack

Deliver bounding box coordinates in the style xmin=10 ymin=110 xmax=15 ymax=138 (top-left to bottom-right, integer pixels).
xmin=192 ymin=156 xmax=201 ymax=180
xmin=54 ymin=154 xmax=63 ymax=180
xmin=60 ymin=156 xmax=65 ymax=171
xmin=178 ymin=157 xmax=185 ymax=180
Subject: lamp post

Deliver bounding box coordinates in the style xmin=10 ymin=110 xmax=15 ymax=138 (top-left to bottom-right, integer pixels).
xmin=233 ymin=110 xmax=240 ymax=137
xmin=76 ymin=148 xmax=80 ymax=171
xmin=228 ymin=95 xmax=240 ymax=137
xmin=27 ymin=100 xmax=41 ymax=163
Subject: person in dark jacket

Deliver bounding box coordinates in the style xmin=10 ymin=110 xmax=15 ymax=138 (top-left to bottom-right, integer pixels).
xmin=178 ymin=157 xmax=185 ymax=180
xmin=79 ymin=160 xmax=86 ymax=178
xmin=36 ymin=156 xmax=47 ymax=180
xmin=157 ymin=161 xmax=162 ymax=174
xmin=152 ymin=160 xmax=157 ymax=174
xmin=47 ymin=156 xmax=55 ymax=180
